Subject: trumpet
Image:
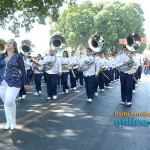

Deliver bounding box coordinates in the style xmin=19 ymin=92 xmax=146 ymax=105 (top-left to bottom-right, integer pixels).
xmin=61 ymin=63 xmax=71 ymax=70
xmin=30 ymin=57 xmax=41 ymax=67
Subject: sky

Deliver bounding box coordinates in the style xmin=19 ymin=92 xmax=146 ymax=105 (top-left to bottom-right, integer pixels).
xmin=0 ymin=0 xmax=149 ymax=56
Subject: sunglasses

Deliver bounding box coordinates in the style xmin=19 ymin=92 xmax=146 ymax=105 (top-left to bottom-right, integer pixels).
xmin=6 ymin=42 xmax=13 ymax=45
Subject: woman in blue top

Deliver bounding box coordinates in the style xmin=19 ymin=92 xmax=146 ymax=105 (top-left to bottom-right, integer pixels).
xmin=0 ymin=39 xmax=29 ymax=130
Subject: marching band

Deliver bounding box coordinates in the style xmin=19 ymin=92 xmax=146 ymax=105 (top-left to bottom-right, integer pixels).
xmin=0 ymin=32 xmax=143 ymax=130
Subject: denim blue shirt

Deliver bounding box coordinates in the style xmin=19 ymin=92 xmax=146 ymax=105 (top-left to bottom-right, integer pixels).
xmin=0 ymin=53 xmax=28 ymax=87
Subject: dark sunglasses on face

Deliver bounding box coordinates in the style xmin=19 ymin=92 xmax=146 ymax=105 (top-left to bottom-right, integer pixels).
xmin=6 ymin=42 xmax=13 ymax=45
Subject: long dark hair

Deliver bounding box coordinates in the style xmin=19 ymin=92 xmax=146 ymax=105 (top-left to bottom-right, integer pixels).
xmin=63 ymin=51 xmax=69 ymax=58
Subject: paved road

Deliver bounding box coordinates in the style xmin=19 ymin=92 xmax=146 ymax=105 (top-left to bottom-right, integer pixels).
xmin=0 ymin=75 xmax=150 ymax=150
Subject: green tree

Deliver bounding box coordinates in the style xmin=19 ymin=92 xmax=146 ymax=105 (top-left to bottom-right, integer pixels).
xmin=50 ymin=1 xmax=146 ymax=53
xmin=0 ymin=0 xmax=75 ymax=37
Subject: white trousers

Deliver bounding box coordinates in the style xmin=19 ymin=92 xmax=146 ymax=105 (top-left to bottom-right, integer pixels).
xmin=0 ymin=80 xmax=20 ymax=107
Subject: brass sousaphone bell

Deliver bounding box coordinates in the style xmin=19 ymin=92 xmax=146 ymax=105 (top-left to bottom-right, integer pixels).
xmin=126 ymin=32 xmax=141 ymax=51
xmin=79 ymin=34 xmax=104 ymax=71
xmin=0 ymin=38 xmax=6 ymax=53
xmin=20 ymin=40 xmax=32 ymax=56
xmin=88 ymin=34 xmax=104 ymax=52
xmin=49 ymin=34 xmax=66 ymax=50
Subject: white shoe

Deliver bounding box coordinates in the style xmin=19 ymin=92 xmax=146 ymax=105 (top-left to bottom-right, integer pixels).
xmin=80 ymin=85 xmax=84 ymax=88
xmin=95 ymin=92 xmax=98 ymax=96
xmin=17 ymin=97 xmax=22 ymax=100
xmin=99 ymin=89 xmax=102 ymax=92
xmin=66 ymin=89 xmax=69 ymax=93
xmin=39 ymin=91 xmax=41 ymax=94
xmin=22 ymin=95 xmax=26 ymax=99
xmin=34 ymin=92 xmax=39 ymax=95
xmin=114 ymin=80 xmax=117 ymax=82
xmin=111 ymin=81 xmax=113 ymax=83
xmin=53 ymin=95 xmax=57 ymax=100
xmin=88 ymin=98 xmax=92 ymax=102
xmin=46 ymin=97 xmax=51 ymax=100
xmin=132 ymin=90 xmax=135 ymax=93
xmin=74 ymin=87 xmax=76 ymax=90
xmin=105 ymin=86 xmax=109 ymax=89
xmin=102 ymin=89 xmax=104 ymax=92
xmin=126 ymin=102 xmax=132 ymax=106
xmin=4 ymin=105 xmax=11 ymax=130
xmin=135 ymin=84 xmax=138 ymax=87
xmin=121 ymin=102 xmax=126 ymax=105
xmin=62 ymin=92 xmax=65 ymax=95
xmin=86 ymin=99 xmax=89 ymax=101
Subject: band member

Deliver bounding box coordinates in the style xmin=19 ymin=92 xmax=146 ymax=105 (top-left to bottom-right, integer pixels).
xmin=61 ymin=51 xmax=69 ymax=94
xmin=79 ymin=48 xmax=99 ymax=102
xmin=115 ymin=45 xmax=136 ymax=106
xmin=78 ymin=52 xmax=84 ymax=87
xmin=24 ymin=56 xmax=33 ymax=85
xmin=97 ymin=52 xmax=107 ymax=91
xmin=0 ymin=39 xmax=29 ymax=130
xmin=105 ymin=55 xmax=110 ymax=88
xmin=33 ymin=54 xmax=45 ymax=95
xmin=69 ymin=50 xmax=79 ymax=90
xmin=114 ymin=54 xmax=120 ymax=80
xmin=44 ymin=49 xmax=62 ymax=100
xmin=93 ymin=52 xmax=99 ymax=96
xmin=107 ymin=53 xmax=113 ymax=84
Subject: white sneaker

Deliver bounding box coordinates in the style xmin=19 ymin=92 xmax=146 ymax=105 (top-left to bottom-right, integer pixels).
xmin=17 ymin=97 xmax=22 ymax=100
xmin=66 ymin=89 xmax=69 ymax=93
xmin=86 ymin=98 xmax=89 ymax=101
xmin=22 ymin=95 xmax=26 ymax=99
xmin=99 ymin=89 xmax=102 ymax=92
xmin=53 ymin=95 xmax=57 ymax=100
xmin=34 ymin=92 xmax=39 ymax=95
xmin=121 ymin=102 xmax=126 ymax=105
xmin=102 ymin=89 xmax=104 ymax=92
xmin=46 ymin=97 xmax=51 ymax=100
xmin=114 ymin=80 xmax=117 ymax=82
xmin=111 ymin=81 xmax=113 ymax=83
xmin=126 ymin=102 xmax=132 ymax=106
xmin=74 ymin=87 xmax=76 ymax=90
xmin=88 ymin=98 xmax=92 ymax=102
xmin=105 ymin=86 xmax=109 ymax=89
xmin=132 ymin=90 xmax=135 ymax=93
xmin=62 ymin=92 xmax=65 ymax=95
xmin=39 ymin=91 xmax=41 ymax=94
xmin=135 ymin=84 xmax=138 ymax=87
xmin=95 ymin=92 xmax=98 ymax=96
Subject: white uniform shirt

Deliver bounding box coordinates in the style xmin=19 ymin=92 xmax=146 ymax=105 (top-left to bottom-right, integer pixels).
xmin=61 ymin=57 xmax=70 ymax=73
xmin=107 ymin=57 xmax=112 ymax=68
xmin=80 ymin=55 xmax=98 ymax=77
xmin=96 ymin=58 xmax=105 ymax=72
xmin=44 ymin=55 xmax=62 ymax=74
xmin=68 ymin=56 xmax=79 ymax=69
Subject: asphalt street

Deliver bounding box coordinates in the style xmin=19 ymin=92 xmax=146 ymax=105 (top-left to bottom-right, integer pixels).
xmin=0 ymin=75 xmax=150 ymax=150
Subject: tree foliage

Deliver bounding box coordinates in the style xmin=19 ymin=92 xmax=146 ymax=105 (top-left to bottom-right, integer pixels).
xmin=50 ymin=1 xmax=146 ymax=53
xmin=0 ymin=0 xmax=75 ymax=37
